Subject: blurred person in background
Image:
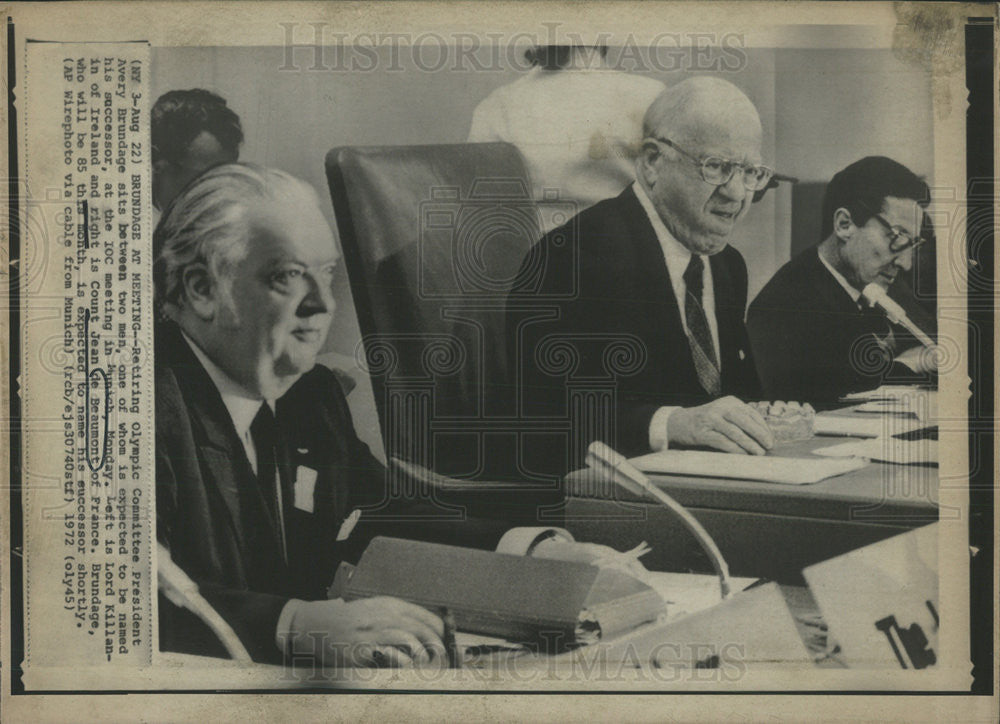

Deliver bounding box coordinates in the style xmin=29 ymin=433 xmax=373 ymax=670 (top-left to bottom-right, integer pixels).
xmin=151 ymin=88 xmax=243 ymax=212
xmin=469 ymin=45 xmax=665 ymax=232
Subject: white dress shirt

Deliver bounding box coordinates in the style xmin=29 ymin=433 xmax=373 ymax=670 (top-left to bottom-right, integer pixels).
xmin=632 ymin=182 xmax=721 ymax=452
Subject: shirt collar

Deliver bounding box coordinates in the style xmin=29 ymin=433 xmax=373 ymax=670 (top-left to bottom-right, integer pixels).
xmin=817 ymin=248 xmax=862 ymax=304
xmin=181 ymin=331 xmax=273 ymax=438
xmin=633 ymin=181 xmax=699 ymax=269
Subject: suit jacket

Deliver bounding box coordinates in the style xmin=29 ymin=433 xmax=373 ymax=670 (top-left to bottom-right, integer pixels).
xmin=156 ymin=323 xmax=513 ymax=661
xmin=746 ymin=246 xmax=936 ymax=404
xmin=507 ymin=186 xmax=760 ymax=472
xmin=155 ymin=322 xmax=398 ymax=662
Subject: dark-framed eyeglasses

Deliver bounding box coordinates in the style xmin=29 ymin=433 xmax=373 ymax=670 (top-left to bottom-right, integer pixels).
xmin=868 ymin=213 xmax=927 ymax=254
xmin=648 ymin=136 xmax=774 ymax=192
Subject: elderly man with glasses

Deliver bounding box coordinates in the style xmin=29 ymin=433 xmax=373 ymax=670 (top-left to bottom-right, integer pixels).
xmin=508 ymin=77 xmax=778 ymax=473
xmin=154 ymin=164 xmax=453 ymax=667
xmin=747 ymin=156 xmax=937 ymax=404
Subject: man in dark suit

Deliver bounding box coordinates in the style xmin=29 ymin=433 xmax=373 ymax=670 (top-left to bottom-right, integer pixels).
xmin=154 ymin=164 xmax=445 ymax=666
xmin=747 ymin=156 xmax=937 ymax=405
xmin=509 ymin=77 xmax=775 ymax=475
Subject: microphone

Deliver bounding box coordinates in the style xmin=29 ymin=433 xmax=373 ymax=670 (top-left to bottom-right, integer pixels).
xmin=158 ymin=542 xmax=253 ymax=662
xmin=861 ymin=283 xmax=935 ymax=349
xmin=585 ymin=441 xmax=733 ymax=599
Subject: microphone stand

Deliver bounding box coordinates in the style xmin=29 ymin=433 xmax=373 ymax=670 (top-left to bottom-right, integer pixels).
xmin=585 ymin=441 xmax=733 ymax=599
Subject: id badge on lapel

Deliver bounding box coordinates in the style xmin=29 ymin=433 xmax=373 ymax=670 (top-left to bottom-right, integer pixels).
xmin=293 ymin=463 xmax=318 ymax=513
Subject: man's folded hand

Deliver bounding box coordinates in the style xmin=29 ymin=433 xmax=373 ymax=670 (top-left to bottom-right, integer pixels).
xmin=281 ymin=596 xmax=446 ymax=667
xmin=667 ymin=395 xmax=775 ymax=455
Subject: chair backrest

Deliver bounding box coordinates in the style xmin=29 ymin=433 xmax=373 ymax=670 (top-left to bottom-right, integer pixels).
xmin=325 ymin=143 xmax=540 ymax=480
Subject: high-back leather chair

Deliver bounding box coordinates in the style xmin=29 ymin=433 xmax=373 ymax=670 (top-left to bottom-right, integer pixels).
xmin=325 ymin=144 xmax=562 ymax=517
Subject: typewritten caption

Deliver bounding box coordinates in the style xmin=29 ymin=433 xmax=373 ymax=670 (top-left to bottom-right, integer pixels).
xmin=22 ymin=42 xmax=154 ymax=670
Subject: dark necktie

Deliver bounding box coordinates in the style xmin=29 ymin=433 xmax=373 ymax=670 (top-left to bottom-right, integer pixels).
xmin=683 ymin=255 xmax=722 ymax=397
xmin=250 ymin=403 xmax=287 ymax=563
xmin=859 ymin=299 xmax=898 ymax=360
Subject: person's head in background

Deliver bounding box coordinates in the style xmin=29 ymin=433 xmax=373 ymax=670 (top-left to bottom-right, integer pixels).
xmin=524 ymin=45 xmax=608 ymax=71
xmin=154 ymin=164 xmax=339 ymax=401
xmin=820 ymin=156 xmax=930 ymax=291
xmin=636 ymin=76 xmax=771 ymax=256
xmin=151 ymin=89 xmax=243 ymax=211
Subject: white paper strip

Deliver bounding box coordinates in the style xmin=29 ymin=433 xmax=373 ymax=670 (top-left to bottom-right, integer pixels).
xmin=629 ymin=450 xmax=867 ymax=485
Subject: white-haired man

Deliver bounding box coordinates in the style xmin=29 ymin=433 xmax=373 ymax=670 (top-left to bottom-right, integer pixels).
xmin=154 ymin=163 xmax=445 ymax=667
xmin=510 ymin=77 xmax=775 ymax=474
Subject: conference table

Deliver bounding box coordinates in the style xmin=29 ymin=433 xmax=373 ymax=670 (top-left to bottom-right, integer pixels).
xmin=563 ymin=412 xmax=939 ymax=584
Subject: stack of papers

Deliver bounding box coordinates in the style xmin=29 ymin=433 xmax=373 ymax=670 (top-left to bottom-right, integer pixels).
xmin=813 ymin=438 xmax=938 ymax=466
xmin=841 ymin=384 xmax=930 ymax=401
xmin=813 ymin=414 xmax=925 ymax=438
xmin=841 ymin=386 xmax=937 ymax=423
xmin=853 ymin=400 xmax=919 ymax=416
xmin=644 ymin=572 xmax=759 ymax=623
xmin=629 ymin=450 xmax=867 ymax=485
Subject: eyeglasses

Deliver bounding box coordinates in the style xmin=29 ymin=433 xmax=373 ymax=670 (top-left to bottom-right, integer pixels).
xmin=648 ymin=137 xmax=775 ymax=192
xmin=867 ymin=213 xmax=927 ymax=254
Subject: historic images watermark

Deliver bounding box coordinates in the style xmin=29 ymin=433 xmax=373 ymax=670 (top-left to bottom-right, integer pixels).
xmin=278 ymin=23 xmax=748 ymax=74
xmin=278 ymin=633 xmax=750 ymax=685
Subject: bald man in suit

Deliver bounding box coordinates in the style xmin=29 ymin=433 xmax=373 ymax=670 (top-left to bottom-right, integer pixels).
xmin=509 ymin=77 xmax=775 ymax=476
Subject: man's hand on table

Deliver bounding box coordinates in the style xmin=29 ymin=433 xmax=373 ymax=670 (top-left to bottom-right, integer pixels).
xmin=282 ymin=596 xmax=446 ymax=667
xmin=667 ymin=396 xmax=775 ymax=455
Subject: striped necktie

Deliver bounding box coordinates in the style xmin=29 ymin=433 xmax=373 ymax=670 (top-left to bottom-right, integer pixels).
xmin=683 ymin=254 xmax=722 ymax=397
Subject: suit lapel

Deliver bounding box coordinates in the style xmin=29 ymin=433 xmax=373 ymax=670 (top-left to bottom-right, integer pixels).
xmin=621 ymin=187 xmax=739 ymax=393
xmin=803 ymin=247 xmax=862 ymax=316
xmin=710 ymin=251 xmax=740 ymax=380
xmin=158 ymin=323 xmax=257 ymax=557
xmin=197 ymin=445 xmax=252 ymax=556
xmin=617 ymin=187 xmax=690 ymax=362
xmin=806 ymin=249 xmax=898 ymax=358
xmin=278 ymin=383 xmax=347 ymax=524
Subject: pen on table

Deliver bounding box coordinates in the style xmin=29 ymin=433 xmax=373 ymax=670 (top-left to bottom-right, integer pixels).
xmin=441 ymin=607 xmax=461 ymax=668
